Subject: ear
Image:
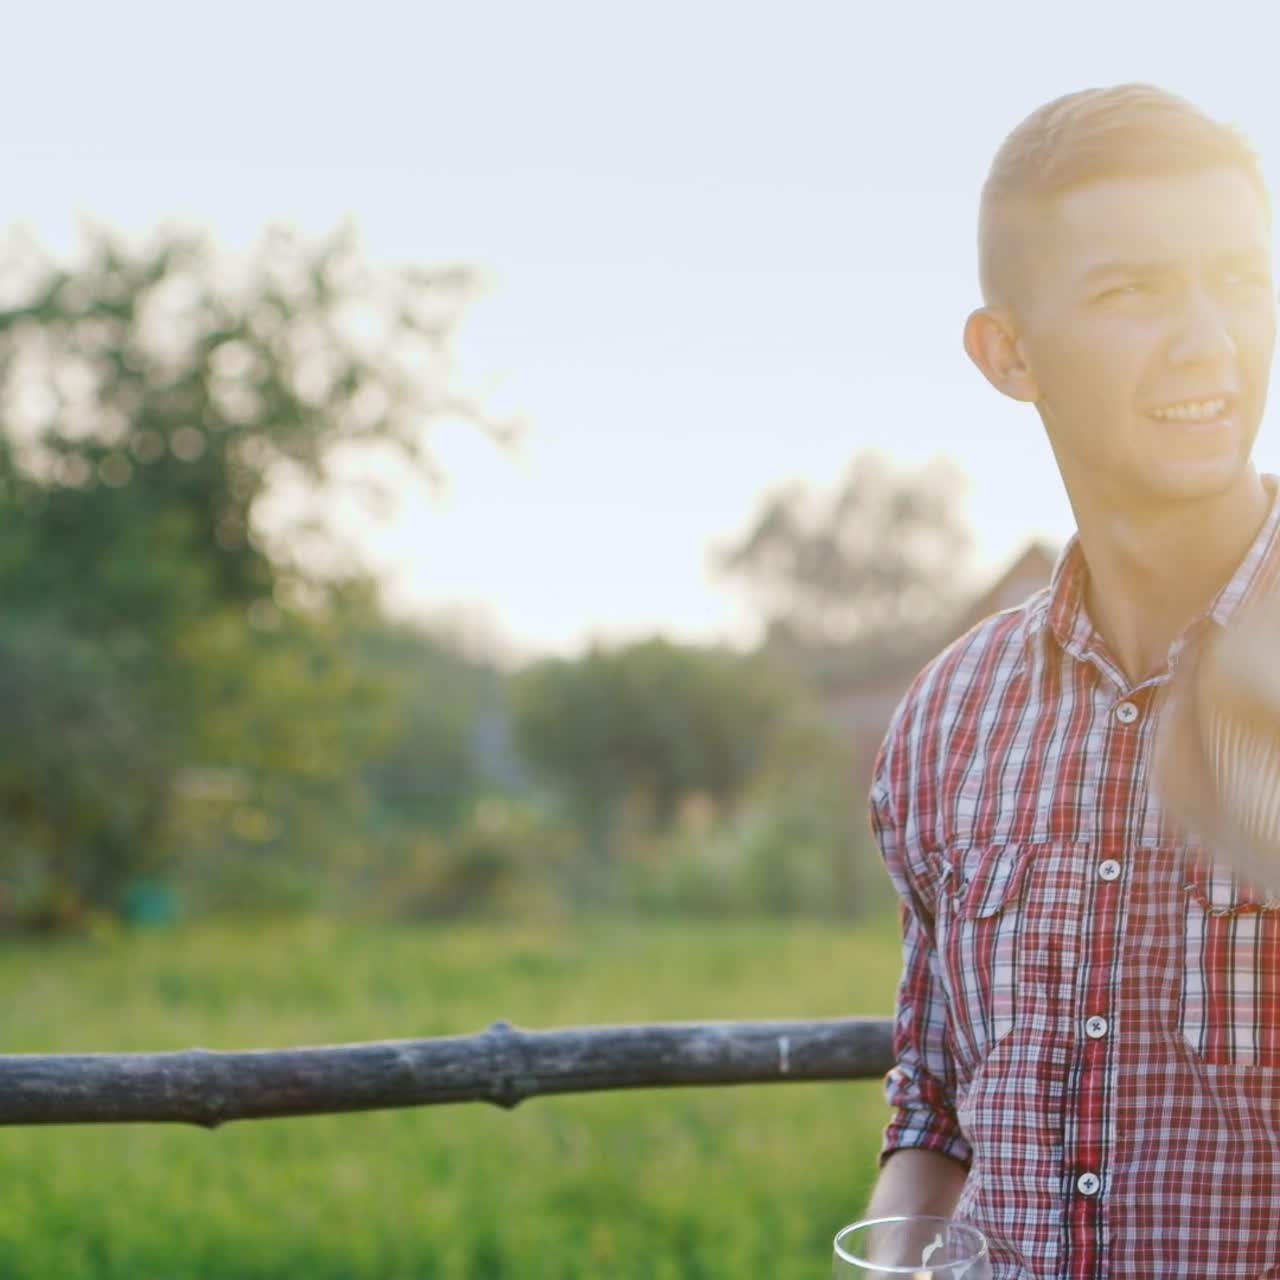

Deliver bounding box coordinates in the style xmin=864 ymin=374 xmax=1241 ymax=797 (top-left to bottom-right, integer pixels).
xmin=963 ymin=307 xmax=1039 ymax=403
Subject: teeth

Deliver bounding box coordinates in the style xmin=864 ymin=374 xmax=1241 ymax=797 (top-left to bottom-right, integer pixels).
xmin=1151 ymin=398 xmax=1228 ymax=421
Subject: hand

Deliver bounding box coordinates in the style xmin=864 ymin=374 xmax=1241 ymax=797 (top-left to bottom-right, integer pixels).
xmin=1154 ymin=585 xmax=1280 ymax=894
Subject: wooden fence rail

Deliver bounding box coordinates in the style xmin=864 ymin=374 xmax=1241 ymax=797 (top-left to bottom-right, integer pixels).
xmin=0 ymin=1017 xmax=895 ymax=1128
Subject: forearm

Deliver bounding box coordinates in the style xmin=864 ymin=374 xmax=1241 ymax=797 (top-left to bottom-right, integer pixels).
xmin=861 ymin=1148 xmax=970 ymax=1220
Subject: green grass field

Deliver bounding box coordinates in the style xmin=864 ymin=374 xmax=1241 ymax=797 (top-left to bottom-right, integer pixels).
xmin=0 ymin=912 xmax=903 ymax=1278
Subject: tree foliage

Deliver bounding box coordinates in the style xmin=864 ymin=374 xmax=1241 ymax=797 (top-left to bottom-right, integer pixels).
xmin=511 ymin=638 xmax=797 ymax=862
xmin=0 ymin=222 xmax=495 ymax=924
xmin=349 ymin=619 xmax=523 ymax=836
xmin=714 ymin=450 xmax=974 ymax=657
xmin=0 ymin=617 xmax=172 ymax=926
xmin=0 ymin=220 xmax=498 ymax=603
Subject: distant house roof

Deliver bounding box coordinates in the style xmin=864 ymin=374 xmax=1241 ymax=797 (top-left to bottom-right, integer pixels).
xmin=951 ymin=539 xmax=1059 ymax=637
xmin=827 ymin=537 xmax=1063 ymax=782
xmin=823 ymin=537 xmax=1061 ymax=702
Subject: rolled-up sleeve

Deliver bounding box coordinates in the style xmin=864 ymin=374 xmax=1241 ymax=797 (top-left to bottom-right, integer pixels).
xmin=869 ymin=763 xmax=972 ymax=1170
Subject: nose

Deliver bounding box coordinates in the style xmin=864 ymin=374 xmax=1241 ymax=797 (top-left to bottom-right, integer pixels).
xmin=1166 ymin=284 xmax=1237 ymax=368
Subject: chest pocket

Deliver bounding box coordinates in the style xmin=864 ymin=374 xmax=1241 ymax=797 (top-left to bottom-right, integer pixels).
xmin=935 ymin=846 xmax=1034 ymax=1077
xmin=1181 ymin=854 xmax=1280 ymax=1067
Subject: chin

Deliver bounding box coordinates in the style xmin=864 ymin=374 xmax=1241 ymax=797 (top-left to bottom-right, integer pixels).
xmin=1145 ymin=454 xmax=1254 ymax=505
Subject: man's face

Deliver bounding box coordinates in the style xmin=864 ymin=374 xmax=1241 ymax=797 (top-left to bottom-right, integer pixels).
xmin=1009 ymin=166 xmax=1276 ymax=511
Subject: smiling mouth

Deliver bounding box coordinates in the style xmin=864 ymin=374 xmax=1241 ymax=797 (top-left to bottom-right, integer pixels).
xmin=1148 ymin=396 xmax=1233 ymax=425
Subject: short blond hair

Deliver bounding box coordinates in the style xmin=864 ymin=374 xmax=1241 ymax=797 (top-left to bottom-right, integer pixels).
xmin=979 ymin=84 xmax=1271 ymax=306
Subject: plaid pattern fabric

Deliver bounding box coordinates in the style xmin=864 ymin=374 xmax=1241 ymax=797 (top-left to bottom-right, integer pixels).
xmin=870 ymin=475 xmax=1280 ymax=1279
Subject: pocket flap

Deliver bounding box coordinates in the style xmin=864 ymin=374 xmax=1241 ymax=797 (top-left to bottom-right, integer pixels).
xmin=944 ymin=846 xmax=1033 ymax=919
xmin=1185 ymin=851 xmax=1280 ymax=915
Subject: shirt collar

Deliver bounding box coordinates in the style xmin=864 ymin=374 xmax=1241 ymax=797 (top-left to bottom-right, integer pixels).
xmin=1025 ymin=473 xmax=1280 ymax=661
xmin=1205 ymin=473 xmax=1280 ymax=629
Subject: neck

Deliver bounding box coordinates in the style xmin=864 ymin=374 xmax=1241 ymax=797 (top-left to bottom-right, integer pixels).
xmin=1069 ymin=467 xmax=1272 ymax=685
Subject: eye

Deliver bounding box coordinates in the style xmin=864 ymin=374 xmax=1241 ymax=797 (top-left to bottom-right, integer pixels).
xmin=1097 ymin=283 xmax=1144 ymax=302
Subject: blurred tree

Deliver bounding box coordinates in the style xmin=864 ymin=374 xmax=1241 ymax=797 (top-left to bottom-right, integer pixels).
xmin=351 ymin=619 xmax=525 ymax=836
xmin=165 ymin=587 xmax=400 ymax=915
xmin=713 ymin=451 xmax=974 ymax=669
xmin=0 ymin=616 xmax=171 ymax=928
xmin=0 ymin=221 xmax=501 ymax=924
xmin=0 ymin=219 xmax=504 ymax=618
xmin=511 ymin=638 xmax=796 ymax=873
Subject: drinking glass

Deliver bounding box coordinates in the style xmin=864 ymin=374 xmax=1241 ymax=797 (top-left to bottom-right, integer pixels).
xmin=832 ymin=1215 xmax=992 ymax=1278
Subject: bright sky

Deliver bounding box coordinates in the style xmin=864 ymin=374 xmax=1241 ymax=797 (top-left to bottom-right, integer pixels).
xmin=9 ymin=1 xmax=1280 ymax=657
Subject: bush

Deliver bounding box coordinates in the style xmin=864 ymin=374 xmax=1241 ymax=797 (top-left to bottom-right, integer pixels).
xmin=618 ymin=788 xmax=852 ymax=918
xmin=0 ymin=617 xmax=174 ymax=930
xmin=365 ymin=797 xmax=577 ymax=921
xmin=617 ymin=713 xmax=891 ymax=919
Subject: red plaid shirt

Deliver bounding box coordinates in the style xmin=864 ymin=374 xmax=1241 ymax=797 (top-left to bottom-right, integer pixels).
xmin=871 ymin=475 xmax=1280 ymax=1279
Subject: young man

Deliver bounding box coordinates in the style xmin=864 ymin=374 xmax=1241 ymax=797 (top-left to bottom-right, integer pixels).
xmin=861 ymin=85 xmax=1280 ymax=1278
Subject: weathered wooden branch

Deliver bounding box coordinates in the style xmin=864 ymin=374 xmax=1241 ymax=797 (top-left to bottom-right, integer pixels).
xmin=0 ymin=1017 xmax=894 ymax=1128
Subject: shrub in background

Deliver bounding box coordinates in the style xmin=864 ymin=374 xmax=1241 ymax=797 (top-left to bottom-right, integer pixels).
xmin=617 ymin=712 xmax=891 ymax=919
xmin=366 ymin=797 xmax=577 ymax=922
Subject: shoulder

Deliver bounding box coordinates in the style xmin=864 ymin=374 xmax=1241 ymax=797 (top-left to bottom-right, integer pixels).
xmin=883 ymin=596 xmax=1045 ymax=764
xmin=869 ymin=594 xmax=1049 ymax=858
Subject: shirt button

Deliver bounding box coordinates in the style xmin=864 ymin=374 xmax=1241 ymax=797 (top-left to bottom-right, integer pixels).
xmin=1085 ymin=1015 xmax=1109 ymax=1039
xmin=1076 ymin=1171 xmax=1102 ymax=1197
xmin=1114 ymin=700 xmax=1139 ymax=724
xmin=1098 ymin=859 xmax=1122 ymax=882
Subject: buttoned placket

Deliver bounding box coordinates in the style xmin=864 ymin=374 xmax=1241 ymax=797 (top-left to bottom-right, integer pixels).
xmin=1064 ymin=683 xmax=1146 ymax=1277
